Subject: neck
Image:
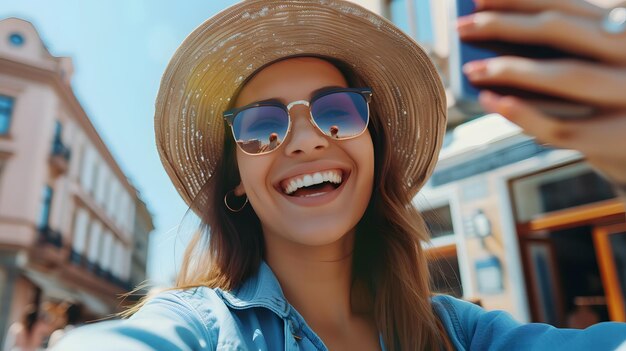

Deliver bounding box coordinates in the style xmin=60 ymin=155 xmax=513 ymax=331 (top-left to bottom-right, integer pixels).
xmin=263 ymin=229 xmax=356 ymax=332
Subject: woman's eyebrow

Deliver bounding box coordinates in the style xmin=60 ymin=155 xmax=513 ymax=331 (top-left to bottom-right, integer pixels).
xmin=249 ymin=86 xmax=344 ymax=106
xmin=309 ymin=85 xmax=344 ymax=98
xmin=253 ymin=98 xmax=284 ymax=105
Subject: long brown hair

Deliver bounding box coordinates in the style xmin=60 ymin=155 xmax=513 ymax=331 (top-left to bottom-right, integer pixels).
xmin=128 ymin=58 xmax=452 ymax=350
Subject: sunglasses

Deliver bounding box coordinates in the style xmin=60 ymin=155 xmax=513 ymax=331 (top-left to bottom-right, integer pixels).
xmin=223 ymin=87 xmax=373 ymax=155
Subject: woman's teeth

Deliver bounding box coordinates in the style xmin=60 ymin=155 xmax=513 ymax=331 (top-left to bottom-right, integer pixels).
xmin=283 ymin=170 xmax=343 ymax=195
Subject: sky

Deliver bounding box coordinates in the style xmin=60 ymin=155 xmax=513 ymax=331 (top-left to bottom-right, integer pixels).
xmin=0 ymin=0 xmax=238 ymax=286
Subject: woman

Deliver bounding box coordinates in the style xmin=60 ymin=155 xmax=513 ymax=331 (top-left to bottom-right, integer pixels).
xmin=54 ymin=0 xmax=626 ymax=350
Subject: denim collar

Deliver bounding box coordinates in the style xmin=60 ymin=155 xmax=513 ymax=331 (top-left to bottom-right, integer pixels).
xmin=215 ymin=261 xmax=291 ymax=318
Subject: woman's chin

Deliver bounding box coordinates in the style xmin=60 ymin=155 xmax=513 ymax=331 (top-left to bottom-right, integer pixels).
xmin=265 ymin=221 xmax=357 ymax=248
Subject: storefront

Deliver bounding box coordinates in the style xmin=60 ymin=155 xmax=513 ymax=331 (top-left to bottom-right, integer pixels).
xmin=420 ymin=114 xmax=626 ymax=325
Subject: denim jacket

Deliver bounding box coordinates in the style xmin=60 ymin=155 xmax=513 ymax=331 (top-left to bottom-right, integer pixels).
xmin=54 ymin=261 xmax=626 ymax=350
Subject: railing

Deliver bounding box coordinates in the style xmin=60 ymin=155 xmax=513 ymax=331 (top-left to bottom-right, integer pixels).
xmin=74 ymin=256 xmax=133 ymax=290
xmin=51 ymin=139 xmax=71 ymax=161
xmin=38 ymin=225 xmax=63 ymax=248
xmin=69 ymin=249 xmax=84 ymax=265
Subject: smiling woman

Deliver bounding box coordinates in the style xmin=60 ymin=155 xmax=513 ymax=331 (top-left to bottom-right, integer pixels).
xmin=51 ymin=0 xmax=626 ymax=350
xmin=231 ymin=58 xmax=375 ymax=248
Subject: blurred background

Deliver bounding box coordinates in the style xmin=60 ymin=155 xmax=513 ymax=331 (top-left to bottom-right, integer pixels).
xmin=0 ymin=0 xmax=624 ymax=349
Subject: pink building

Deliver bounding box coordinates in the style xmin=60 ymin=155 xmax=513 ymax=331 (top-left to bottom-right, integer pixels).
xmin=0 ymin=18 xmax=154 ymax=346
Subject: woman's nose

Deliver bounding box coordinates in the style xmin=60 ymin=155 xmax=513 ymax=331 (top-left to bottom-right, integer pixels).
xmin=283 ymin=105 xmax=329 ymax=156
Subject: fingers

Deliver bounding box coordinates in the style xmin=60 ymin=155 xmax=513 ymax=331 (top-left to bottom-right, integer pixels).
xmin=479 ymin=91 xmax=626 ymax=158
xmin=457 ymin=11 xmax=626 ymax=64
xmin=474 ymin=0 xmax=604 ymax=19
xmin=464 ymin=57 xmax=626 ymax=108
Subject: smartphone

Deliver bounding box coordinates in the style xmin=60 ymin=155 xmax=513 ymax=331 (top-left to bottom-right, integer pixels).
xmin=448 ymin=0 xmax=596 ymax=119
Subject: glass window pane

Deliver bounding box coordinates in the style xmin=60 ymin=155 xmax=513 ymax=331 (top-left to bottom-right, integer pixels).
xmin=423 ymin=204 xmax=455 ymax=239
xmin=512 ymin=162 xmax=617 ymax=222
xmin=429 ymin=254 xmax=463 ymax=297
xmin=0 ymin=95 xmax=14 ymax=135
xmin=38 ymin=186 xmax=53 ymax=229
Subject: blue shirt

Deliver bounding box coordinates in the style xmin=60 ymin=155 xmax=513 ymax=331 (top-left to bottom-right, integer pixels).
xmin=54 ymin=261 xmax=626 ymax=350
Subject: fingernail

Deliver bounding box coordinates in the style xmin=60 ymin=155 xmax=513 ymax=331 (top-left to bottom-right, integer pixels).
xmin=457 ymin=15 xmax=476 ymax=36
xmin=463 ymin=60 xmax=489 ymax=80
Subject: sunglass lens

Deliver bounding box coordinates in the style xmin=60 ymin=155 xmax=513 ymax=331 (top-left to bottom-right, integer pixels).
xmin=310 ymin=92 xmax=369 ymax=139
xmin=232 ymin=106 xmax=289 ymax=154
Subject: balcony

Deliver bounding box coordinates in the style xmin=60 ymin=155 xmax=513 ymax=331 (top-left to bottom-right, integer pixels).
xmin=49 ymin=139 xmax=71 ymax=176
xmin=38 ymin=225 xmax=63 ymax=248
xmin=72 ymin=256 xmax=133 ymax=290
xmin=69 ymin=249 xmax=85 ymax=265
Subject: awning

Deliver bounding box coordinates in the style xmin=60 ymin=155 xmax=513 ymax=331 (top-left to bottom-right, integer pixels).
xmin=439 ymin=113 xmax=524 ymax=161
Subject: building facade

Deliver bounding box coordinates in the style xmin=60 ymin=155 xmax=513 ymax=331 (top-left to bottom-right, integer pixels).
xmin=351 ymin=0 xmax=626 ymax=327
xmin=0 ymin=18 xmax=154 ymax=346
xmin=130 ymin=195 xmax=154 ymax=290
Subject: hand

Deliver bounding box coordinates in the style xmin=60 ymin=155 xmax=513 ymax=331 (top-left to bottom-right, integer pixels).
xmin=457 ymin=0 xmax=626 ymax=184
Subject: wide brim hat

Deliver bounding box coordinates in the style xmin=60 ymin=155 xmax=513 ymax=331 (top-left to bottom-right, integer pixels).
xmin=155 ymin=0 xmax=447 ymax=212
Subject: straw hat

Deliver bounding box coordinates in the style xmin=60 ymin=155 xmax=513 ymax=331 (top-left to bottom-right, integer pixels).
xmin=155 ymin=0 xmax=447 ymax=211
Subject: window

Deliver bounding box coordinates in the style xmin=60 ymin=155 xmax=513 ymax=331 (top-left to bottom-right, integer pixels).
xmin=429 ymin=254 xmax=463 ymax=298
xmin=0 ymin=95 xmax=15 ymax=135
xmin=87 ymin=220 xmax=103 ymax=264
xmin=387 ymin=0 xmax=434 ymax=45
xmin=54 ymin=120 xmax=62 ymax=141
xmin=8 ymin=33 xmax=25 ymax=47
xmin=512 ymin=162 xmax=617 ymax=222
xmin=95 ymin=165 xmax=108 ymax=206
xmin=72 ymin=209 xmax=89 ymax=255
xmin=91 ymin=157 xmax=100 ymax=196
xmin=113 ymin=241 xmax=124 ymax=278
xmin=105 ymin=181 xmax=118 ymax=218
xmin=38 ymin=186 xmax=53 ymax=229
xmin=101 ymin=231 xmax=113 ymax=273
xmin=0 ymin=160 xmax=5 ymax=196
xmin=539 ymin=172 xmax=614 ymax=213
xmin=423 ymin=204 xmax=455 ymax=239
xmin=80 ymin=145 xmax=95 ymax=191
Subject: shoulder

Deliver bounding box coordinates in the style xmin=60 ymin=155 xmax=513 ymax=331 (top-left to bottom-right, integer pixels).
xmin=432 ymin=295 xmax=626 ymax=351
xmin=52 ymin=287 xmax=228 ymax=351
xmin=153 ymin=287 xmax=244 ymax=335
xmin=432 ymin=295 xmax=521 ymax=348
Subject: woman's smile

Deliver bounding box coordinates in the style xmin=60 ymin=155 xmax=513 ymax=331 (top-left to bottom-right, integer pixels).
xmin=279 ymin=168 xmax=344 ymax=197
xmin=274 ymin=162 xmax=352 ymax=206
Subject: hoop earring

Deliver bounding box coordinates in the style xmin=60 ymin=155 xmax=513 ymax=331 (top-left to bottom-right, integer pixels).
xmin=224 ymin=189 xmax=248 ymax=212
